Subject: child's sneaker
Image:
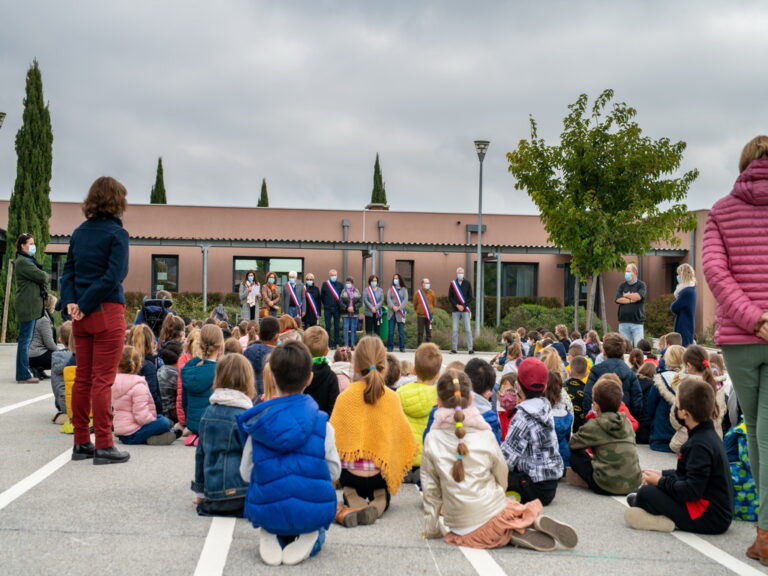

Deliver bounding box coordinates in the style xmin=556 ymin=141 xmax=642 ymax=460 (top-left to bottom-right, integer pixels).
xmin=624 ymin=507 xmax=675 ymax=532
xmin=533 ymin=515 xmax=578 ymax=548
xmin=509 ymin=528 xmax=556 ymax=551
xmin=259 ymin=529 xmax=282 ymax=566
xmin=282 ymin=531 xmax=319 ymax=565
xmin=59 ymin=419 xmax=74 ymax=434
xmin=146 ymin=430 xmax=177 ymax=445
xmin=184 ymin=434 xmax=199 ymax=447
xmin=565 ymin=468 xmax=589 ymax=489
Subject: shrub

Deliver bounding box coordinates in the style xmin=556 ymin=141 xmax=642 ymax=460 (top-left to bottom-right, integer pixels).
xmin=644 ymin=294 xmax=675 ymax=338
xmin=436 ymin=295 xmax=561 ymax=317
xmin=500 ymin=304 xmax=603 ymax=335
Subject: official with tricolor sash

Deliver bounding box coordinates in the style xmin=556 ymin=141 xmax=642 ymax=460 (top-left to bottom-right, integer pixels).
xmin=303 ymin=272 xmax=321 ymax=328
xmin=281 ymin=270 xmax=306 ymax=327
xmin=448 ymin=267 xmax=474 ymax=354
xmin=363 ymin=274 xmax=384 ymax=337
xmin=414 ymin=278 xmax=437 ymax=345
xmin=320 ymin=269 xmax=344 ymax=349
xmin=386 ymin=273 xmax=409 ymax=353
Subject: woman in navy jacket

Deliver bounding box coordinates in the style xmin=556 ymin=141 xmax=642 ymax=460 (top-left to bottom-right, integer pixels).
xmin=60 ymin=177 xmax=130 ymax=465
xmin=670 ymin=263 xmax=697 ymax=347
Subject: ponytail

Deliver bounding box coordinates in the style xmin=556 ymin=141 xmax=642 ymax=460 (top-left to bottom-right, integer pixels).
xmin=436 ymin=370 xmax=472 ymax=482
xmin=683 ymin=345 xmax=719 ymax=419
xmin=354 ymin=336 xmax=387 ymax=405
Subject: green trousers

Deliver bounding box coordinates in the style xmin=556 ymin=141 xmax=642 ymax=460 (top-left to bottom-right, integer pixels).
xmin=722 ymin=344 xmax=768 ymax=529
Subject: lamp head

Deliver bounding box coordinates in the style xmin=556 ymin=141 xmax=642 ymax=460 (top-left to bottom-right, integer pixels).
xmin=474 ymin=140 xmax=490 ymax=161
xmin=0 ymin=112 xmax=6 ymax=129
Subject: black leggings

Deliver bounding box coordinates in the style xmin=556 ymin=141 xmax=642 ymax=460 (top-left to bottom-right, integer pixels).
xmin=634 ymin=485 xmax=730 ymax=534
xmin=507 ymin=469 xmax=558 ymax=506
xmin=339 ymin=470 xmax=391 ymax=510
xmin=196 ymin=497 xmax=245 ymax=518
xmin=569 ymin=449 xmax=612 ymax=495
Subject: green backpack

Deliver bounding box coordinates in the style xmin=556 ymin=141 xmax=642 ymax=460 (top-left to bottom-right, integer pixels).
xmin=727 ymin=423 xmax=759 ymax=521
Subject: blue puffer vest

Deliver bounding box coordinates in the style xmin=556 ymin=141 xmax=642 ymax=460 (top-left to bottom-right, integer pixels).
xmin=238 ymin=394 xmax=336 ymax=536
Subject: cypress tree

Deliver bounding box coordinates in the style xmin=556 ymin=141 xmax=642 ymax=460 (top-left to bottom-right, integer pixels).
xmin=150 ymin=157 xmax=167 ymax=204
xmin=258 ymin=178 xmax=269 ymax=207
xmin=0 ymin=60 xmax=53 ymax=340
xmin=371 ymin=153 xmax=387 ymax=204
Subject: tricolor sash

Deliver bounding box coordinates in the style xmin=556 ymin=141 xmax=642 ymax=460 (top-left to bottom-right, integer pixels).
xmin=391 ymin=286 xmax=406 ymax=319
xmin=306 ymin=291 xmax=319 ymax=317
xmin=287 ymin=282 xmax=302 ymax=313
xmin=367 ymin=286 xmax=381 ymax=318
xmin=451 ymin=280 xmax=471 ymax=315
xmin=325 ymin=280 xmax=340 ymax=302
xmin=417 ymin=289 xmax=433 ymax=324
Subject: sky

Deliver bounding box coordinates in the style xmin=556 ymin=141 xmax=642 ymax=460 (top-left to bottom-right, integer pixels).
xmin=0 ymin=1 xmax=765 ymax=215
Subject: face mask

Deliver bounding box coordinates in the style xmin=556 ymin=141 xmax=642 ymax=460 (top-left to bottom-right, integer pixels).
xmin=674 ymin=407 xmax=687 ymax=428
xmin=345 ymin=283 xmax=352 ymax=289
xmin=247 ymin=275 xmax=254 ymax=282
xmin=457 ymin=274 xmax=464 ymax=280
xmin=424 ymin=284 xmax=430 ymax=291
xmin=330 ymin=276 xmax=337 ymax=283
xmin=393 ymin=279 xmax=399 ymax=286
xmin=306 ymin=280 xmax=313 ymax=286
xmin=268 ymin=277 xmax=275 ymax=284
xmin=289 ymin=278 xmax=296 ymax=285
xmin=624 ymin=272 xmax=632 ymax=282
xmin=370 ymin=281 xmax=378 ymax=287
xmin=676 ymin=275 xmax=681 ymax=284
xmin=28 ymin=245 xmax=37 ymax=256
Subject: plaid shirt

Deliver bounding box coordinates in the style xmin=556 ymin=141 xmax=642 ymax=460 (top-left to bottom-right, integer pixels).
xmin=501 ymin=397 xmax=563 ymax=482
xmin=341 ymin=459 xmax=380 ymax=472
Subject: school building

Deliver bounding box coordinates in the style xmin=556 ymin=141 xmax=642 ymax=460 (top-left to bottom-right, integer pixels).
xmin=0 ymin=200 xmax=715 ymax=335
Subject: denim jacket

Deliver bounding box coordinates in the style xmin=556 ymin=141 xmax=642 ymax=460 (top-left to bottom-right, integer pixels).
xmin=191 ymin=390 xmax=252 ymax=501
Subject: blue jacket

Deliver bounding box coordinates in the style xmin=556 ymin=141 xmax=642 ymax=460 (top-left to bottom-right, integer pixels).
xmin=423 ymin=393 xmax=502 ymax=444
xmin=141 ymin=355 xmax=163 ymax=415
xmin=60 ymin=217 xmax=128 ymax=315
xmin=243 ymin=343 xmax=275 ymax=397
xmin=646 ymin=372 xmax=676 ymax=452
xmin=238 ymin=394 xmax=336 ymax=536
xmin=181 ymin=358 xmax=216 ymax=434
xmin=670 ymin=286 xmax=696 ymax=347
xmin=583 ymin=358 xmax=643 ymax=420
xmin=192 ymin=403 xmax=249 ymax=501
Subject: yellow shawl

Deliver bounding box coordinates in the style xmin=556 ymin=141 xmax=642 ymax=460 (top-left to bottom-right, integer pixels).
xmin=330 ymin=381 xmax=418 ymax=495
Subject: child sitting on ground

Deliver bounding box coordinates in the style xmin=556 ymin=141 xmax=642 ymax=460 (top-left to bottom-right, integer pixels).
xmin=303 ymin=326 xmax=340 ymax=415
xmin=51 ymin=321 xmax=73 ymax=425
xmin=330 ymin=336 xmax=417 ymax=525
xmin=501 ymin=342 xmax=524 ymax=377
xmin=421 ymin=370 xmax=578 ymax=552
xmin=397 ymin=342 xmax=441 ymax=481
xmin=497 ymin=373 xmax=517 ymax=441
xmin=396 ymin=359 xmax=418 ymax=388
xmin=645 ymin=345 xmax=685 ymax=452
xmin=239 ymin=341 xmax=339 ymax=566
xmin=635 ymin=362 xmax=657 ymax=444
xmin=129 ymin=324 xmax=163 ymax=415
xmin=385 ymin=353 xmax=401 ymax=391
xmin=501 ymin=358 xmax=563 ymax=505
xmin=583 ymin=332 xmax=643 ymax=422
xmin=112 ymin=346 xmax=179 ymax=446
xmin=625 ymin=377 xmax=733 ymax=535
xmin=567 ymin=375 xmax=641 ymax=495
xmin=158 ymin=340 xmax=183 ymax=423
xmin=192 ymin=354 xmax=253 ymax=517
xmin=545 ymin=371 xmax=574 ymax=468
xmin=330 ymin=347 xmax=353 ymax=393
xmin=564 ymin=356 xmax=589 ymax=433
xmin=182 ymin=324 xmax=224 ymax=445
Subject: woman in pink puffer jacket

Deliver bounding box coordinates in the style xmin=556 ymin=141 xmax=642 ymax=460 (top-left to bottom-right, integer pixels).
xmin=702 ymin=135 xmax=768 ymax=565
xmin=112 ymin=346 xmax=179 ymax=446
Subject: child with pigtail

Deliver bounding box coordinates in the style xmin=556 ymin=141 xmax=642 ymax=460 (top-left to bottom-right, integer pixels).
xmin=421 ymin=370 xmax=578 ymax=552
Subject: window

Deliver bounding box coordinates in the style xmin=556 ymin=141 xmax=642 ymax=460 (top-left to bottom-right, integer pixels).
xmin=232 ymin=257 xmax=304 ymax=292
xmin=483 ymin=262 xmax=537 ymax=297
xmin=43 ymin=253 xmax=67 ymax=293
xmin=395 ymin=260 xmax=414 ymax=291
xmin=152 ymin=255 xmax=179 ymax=293
xmin=563 ymin=263 xmax=598 ymax=308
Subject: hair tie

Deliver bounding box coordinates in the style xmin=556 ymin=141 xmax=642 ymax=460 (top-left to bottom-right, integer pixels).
xmin=456 ymin=455 xmax=463 ymax=460
xmin=369 ymin=365 xmax=378 ymax=371
xmin=701 ymin=360 xmax=710 ymax=367
xmin=455 ymin=422 xmax=463 ymax=428
xmin=454 ymin=406 xmax=462 ymax=411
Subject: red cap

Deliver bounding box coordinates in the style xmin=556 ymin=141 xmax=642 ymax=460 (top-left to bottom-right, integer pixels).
xmin=517 ymin=358 xmax=548 ymax=393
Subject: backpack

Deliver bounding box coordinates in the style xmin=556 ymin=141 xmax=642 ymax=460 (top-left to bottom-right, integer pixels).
xmin=141 ymin=298 xmax=172 ymax=338
xmin=726 ymin=423 xmax=759 ymax=521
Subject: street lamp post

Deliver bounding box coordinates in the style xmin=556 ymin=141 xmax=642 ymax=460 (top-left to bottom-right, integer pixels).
xmin=474 ymin=140 xmax=489 ymax=339
xmin=0 ymin=112 xmax=6 ymax=128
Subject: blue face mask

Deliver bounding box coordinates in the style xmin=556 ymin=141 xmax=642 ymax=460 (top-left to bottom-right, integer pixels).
xmin=289 ymin=278 xmax=296 ymax=285
xmin=624 ymin=272 xmax=633 ymax=282
xmin=457 ymin=273 xmax=464 ymax=280
xmin=247 ymin=275 xmax=254 ymax=282
xmin=330 ymin=276 xmax=337 ymax=283
xmin=28 ymin=245 xmax=37 ymax=256
xmin=676 ymin=275 xmax=681 ymax=284
xmin=424 ymin=284 xmax=430 ymax=291
xmin=393 ymin=279 xmax=399 ymax=286
xmin=268 ymin=277 xmax=275 ymax=284
xmin=371 ymin=281 xmax=378 ymax=287
xmin=306 ymin=280 xmax=313 ymax=286
xmin=345 ymin=283 xmax=352 ymax=289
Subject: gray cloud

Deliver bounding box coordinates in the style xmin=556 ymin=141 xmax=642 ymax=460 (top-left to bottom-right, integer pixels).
xmin=0 ymin=1 xmax=765 ymax=216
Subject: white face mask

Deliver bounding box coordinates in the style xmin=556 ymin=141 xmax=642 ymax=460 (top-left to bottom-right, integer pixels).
xmin=307 ymin=280 xmax=314 ymax=286
xmin=28 ymin=245 xmax=37 ymax=256
xmin=457 ymin=273 xmax=464 ymax=280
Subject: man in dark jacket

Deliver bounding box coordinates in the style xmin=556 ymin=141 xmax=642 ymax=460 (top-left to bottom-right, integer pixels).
xmin=448 ymin=267 xmax=473 ymax=354
xmin=320 ymin=269 xmax=343 ymax=349
xmin=583 ymin=332 xmax=643 ymax=420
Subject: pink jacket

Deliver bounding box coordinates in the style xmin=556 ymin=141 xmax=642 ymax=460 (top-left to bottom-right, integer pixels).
xmin=112 ymin=373 xmax=158 ymax=436
xmin=703 ymin=158 xmax=768 ymax=345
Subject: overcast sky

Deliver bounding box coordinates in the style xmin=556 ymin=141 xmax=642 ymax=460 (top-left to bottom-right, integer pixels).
xmin=0 ymin=1 xmax=765 ymax=215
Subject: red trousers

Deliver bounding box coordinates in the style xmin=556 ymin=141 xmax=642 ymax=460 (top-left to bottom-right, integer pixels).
xmin=72 ymin=302 xmax=125 ymax=449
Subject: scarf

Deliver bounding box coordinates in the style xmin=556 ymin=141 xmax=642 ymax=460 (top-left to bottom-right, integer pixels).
xmin=209 ymin=388 xmax=253 ymax=410
xmin=674 ymin=281 xmax=696 ymax=298
xmin=431 ymin=406 xmax=490 ymax=431
xmin=330 ymin=381 xmax=417 ymax=494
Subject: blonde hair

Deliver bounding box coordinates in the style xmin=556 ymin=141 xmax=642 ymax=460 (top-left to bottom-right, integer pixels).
xmin=539 ymin=347 xmax=566 ymax=378
xmin=214 ymin=353 xmax=255 ymax=399
xmin=663 ymin=345 xmax=685 ymax=371
xmin=436 ymin=370 xmax=472 ymax=482
xmin=198 ymin=324 xmax=224 ymax=359
xmin=446 ymin=360 xmax=465 ymax=371
xmin=223 ymin=337 xmax=243 ymax=355
xmin=118 ymin=345 xmax=142 ymax=375
xmin=676 ymin=263 xmax=696 ymax=286
xmin=353 ymin=336 xmax=387 ymax=405
xmin=414 ymin=342 xmax=442 ymax=382
xmin=128 ymin=324 xmax=155 ymax=358
xmin=400 ymin=359 xmax=414 ymax=375
xmin=303 ymin=326 xmax=329 ymax=358
xmin=185 ymin=328 xmax=201 ymax=357
xmin=739 ymin=135 xmax=768 ymax=173
xmin=262 ymin=363 xmax=276 ymax=400
xmin=506 ymin=342 xmax=522 ymax=361
xmin=46 ymin=294 xmax=58 ymax=313
xmin=58 ymin=321 xmax=73 ymax=351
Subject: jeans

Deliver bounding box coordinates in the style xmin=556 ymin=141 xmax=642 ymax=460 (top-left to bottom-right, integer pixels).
xmin=72 ymin=302 xmax=126 ymax=449
xmin=343 ymin=315 xmax=358 ymax=347
xmin=417 ymin=316 xmax=432 ymax=345
xmin=387 ymin=317 xmax=406 ymax=352
xmin=288 ymin=306 xmax=300 ymax=321
xmin=118 ymin=415 xmax=173 ymax=445
xmin=722 ymin=344 xmax=768 ymax=529
xmin=618 ymin=322 xmax=644 ymax=347
xmin=15 ymin=319 xmax=37 ymax=381
xmin=324 ymin=310 xmax=340 ymax=347
xmin=634 ymin=485 xmax=731 ymax=534
xmin=451 ymin=311 xmax=473 ymax=351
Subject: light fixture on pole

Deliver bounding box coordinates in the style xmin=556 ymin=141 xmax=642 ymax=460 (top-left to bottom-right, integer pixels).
xmin=474 ymin=139 xmax=489 ymax=338
xmin=0 ymin=112 xmax=5 ymax=129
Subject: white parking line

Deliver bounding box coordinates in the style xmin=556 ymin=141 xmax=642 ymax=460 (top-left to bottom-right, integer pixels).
xmin=194 ymin=516 xmax=237 ymax=576
xmin=459 ymin=546 xmax=507 ymax=576
xmin=0 ymin=448 xmax=71 ymax=511
xmin=612 ymin=496 xmax=764 ymax=576
xmin=0 ymin=393 xmax=53 ymax=416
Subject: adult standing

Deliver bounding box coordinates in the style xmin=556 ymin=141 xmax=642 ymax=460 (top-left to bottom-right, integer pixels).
xmin=615 ymin=263 xmax=646 ymax=347
xmin=303 ymin=273 xmax=321 ymax=328
xmin=14 ymin=233 xmax=48 ymax=383
xmin=29 ymin=294 xmax=58 ymax=379
xmin=281 ymin=270 xmax=306 ymax=327
xmin=386 ymin=273 xmax=408 ymax=353
xmin=414 ymin=278 xmax=436 ymax=345
xmin=238 ymin=269 xmax=260 ymax=321
xmin=448 ymin=267 xmax=473 ymax=354
xmin=261 ymin=272 xmax=280 ymax=317
xmin=321 ymin=269 xmax=343 ymax=349
xmin=670 ymin=263 xmax=697 ymax=347
xmin=60 ymin=176 xmax=130 ymax=465
xmin=340 ymin=277 xmax=361 ymax=350
xmin=703 ymin=135 xmax=768 ymax=563
xmin=363 ymin=274 xmax=384 ymax=337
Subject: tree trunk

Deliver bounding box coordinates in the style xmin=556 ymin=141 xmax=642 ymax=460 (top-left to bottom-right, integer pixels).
xmin=586 ymin=275 xmax=598 ymax=331
xmin=573 ymin=275 xmax=580 ymax=331
xmin=599 ymin=274 xmax=608 ymax=333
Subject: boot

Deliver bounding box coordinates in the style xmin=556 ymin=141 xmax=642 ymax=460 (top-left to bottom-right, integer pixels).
xmin=746 ymin=527 xmax=768 ymax=564
xmin=93 ymin=445 xmax=130 ymax=465
xmin=71 ymin=442 xmax=95 ymax=461
xmin=342 ymin=486 xmax=368 ymax=509
xmin=371 ymin=488 xmax=388 ymax=519
xmin=335 ymin=504 xmax=378 ymax=527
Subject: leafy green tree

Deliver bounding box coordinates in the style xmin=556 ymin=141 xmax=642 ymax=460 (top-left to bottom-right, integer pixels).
xmin=371 ymin=153 xmax=387 ymax=204
xmin=150 ymin=157 xmax=167 ymax=204
xmin=0 ymin=60 xmax=53 ymax=340
xmin=258 ymin=178 xmax=269 ymax=207
xmin=507 ymin=89 xmax=697 ymax=330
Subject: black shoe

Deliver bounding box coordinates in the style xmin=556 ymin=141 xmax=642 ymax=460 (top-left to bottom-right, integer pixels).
xmin=468 ymin=350 xmax=474 ymax=355
xmin=174 ymin=428 xmax=183 ymax=439
xmin=626 ymin=492 xmax=637 ymax=507
xmin=94 ymin=445 xmax=130 ymax=465
xmin=450 ymin=350 xmax=457 ymax=354
xmin=72 ymin=442 xmax=95 ymax=461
